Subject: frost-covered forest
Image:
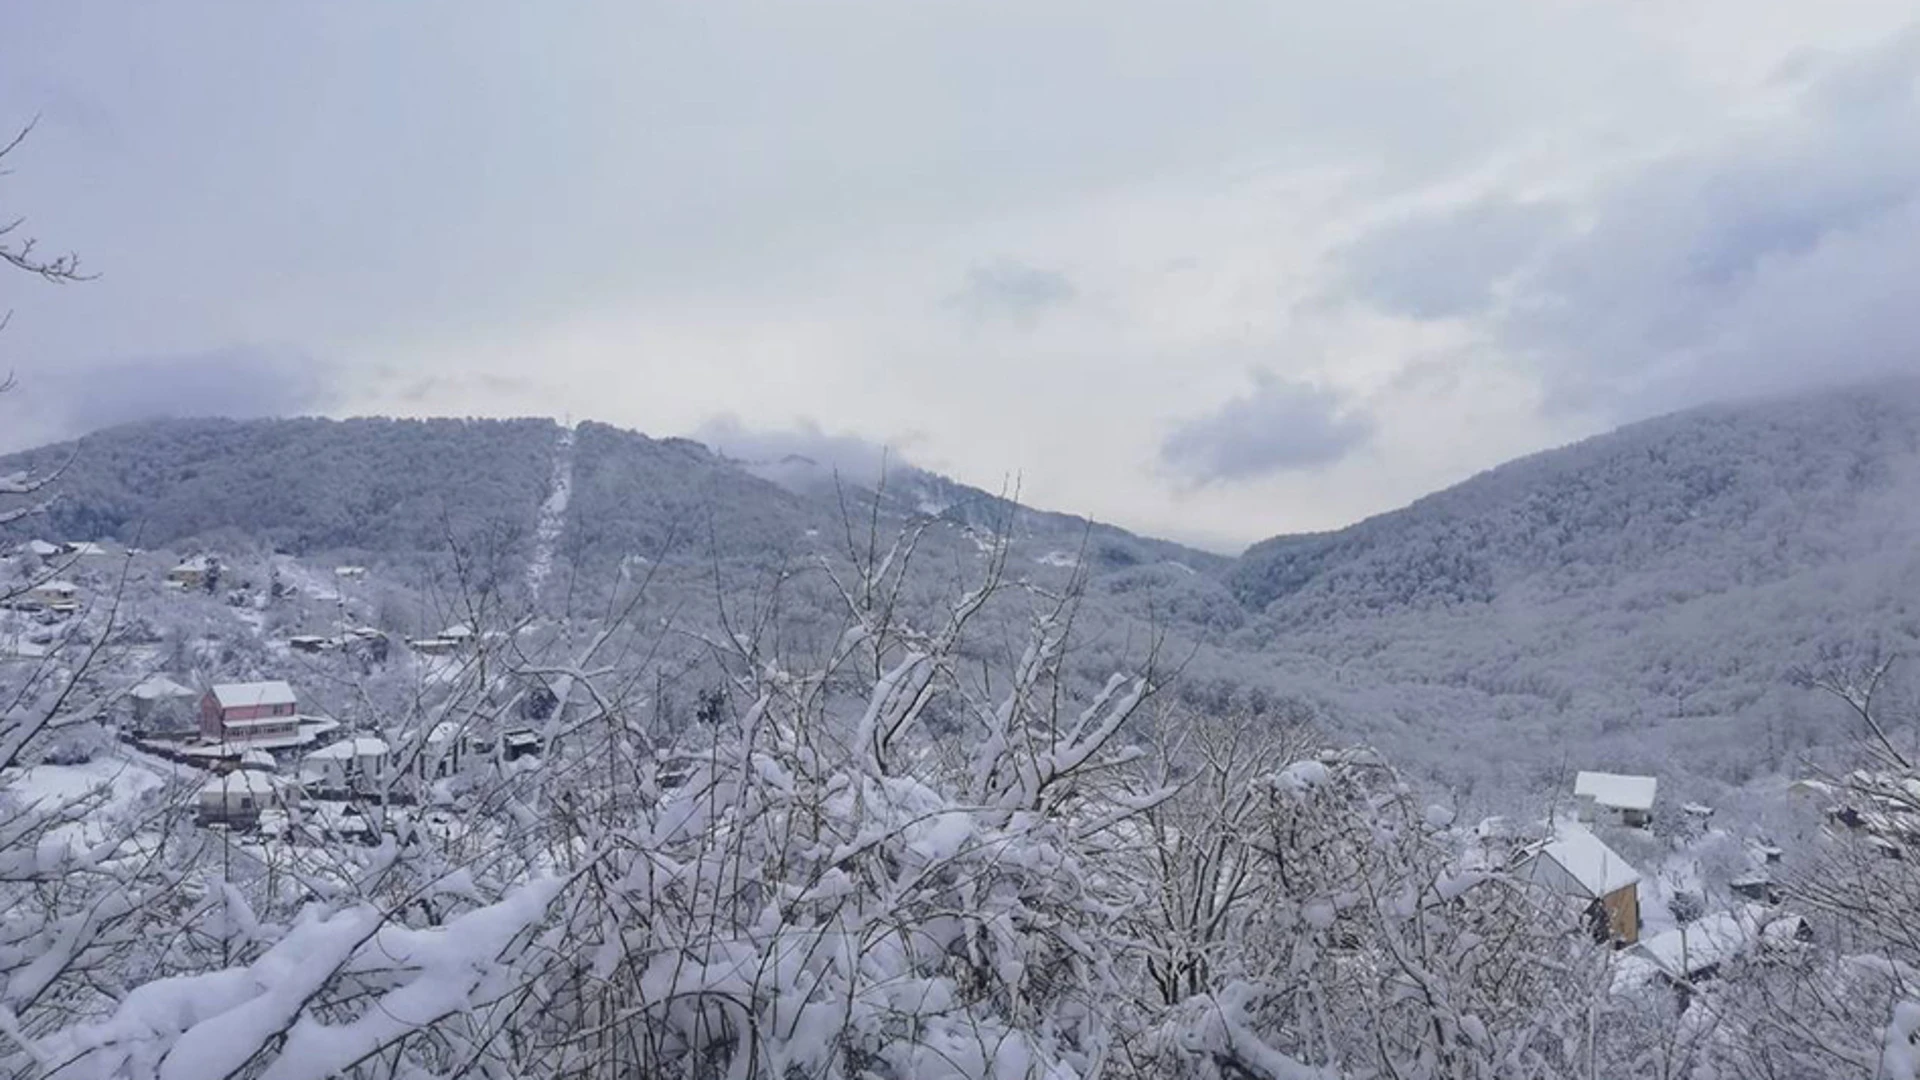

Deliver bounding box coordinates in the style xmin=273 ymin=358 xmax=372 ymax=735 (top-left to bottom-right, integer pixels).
xmin=3 ymin=465 xmax=1919 ymax=1078
xmin=8 ymin=379 xmax=1920 ymax=805
xmin=4 ymin=368 xmax=1920 ymax=1079
xmin=8 ymin=3 xmax=1920 ymax=1070
xmin=1 ymin=383 xmax=1918 ymax=1074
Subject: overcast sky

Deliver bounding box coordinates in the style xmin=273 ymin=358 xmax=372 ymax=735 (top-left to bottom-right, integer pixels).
xmin=3 ymin=2 xmax=1918 ymax=551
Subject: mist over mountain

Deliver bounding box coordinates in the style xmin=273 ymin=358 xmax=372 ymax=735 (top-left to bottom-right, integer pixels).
xmin=7 ymin=380 xmax=1919 ymax=800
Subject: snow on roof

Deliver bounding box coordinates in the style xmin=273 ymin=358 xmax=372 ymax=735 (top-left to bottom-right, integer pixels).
xmin=1635 ymin=905 xmax=1767 ymax=980
xmin=1574 ymin=771 xmax=1658 ymax=812
xmin=198 ymin=770 xmax=281 ymax=797
xmin=239 ymin=749 xmax=277 ymax=769
xmin=35 ymin=580 xmax=79 ymax=594
xmin=1533 ymin=825 xmax=1640 ymax=897
xmin=306 ymin=737 xmax=389 ymax=760
xmin=26 ymin=540 xmax=59 ymax=556
xmin=209 ymin=681 xmax=297 ymax=709
xmin=63 ymin=541 xmax=107 ymax=556
xmin=440 ymin=622 xmax=475 ymax=639
xmin=130 ymin=675 xmax=197 ymax=701
xmin=1610 ymin=952 xmax=1665 ymax=994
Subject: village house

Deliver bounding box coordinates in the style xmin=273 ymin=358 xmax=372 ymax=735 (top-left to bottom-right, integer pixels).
xmin=1515 ymin=825 xmax=1643 ymax=944
xmin=287 ymin=635 xmax=336 ymax=655
xmin=200 ymin=680 xmax=301 ymax=743
xmin=416 ymin=722 xmax=467 ymax=780
xmin=197 ymin=769 xmax=285 ymax=825
xmin=166 ymin=555 xmax=216 ymax=590
xmin=128 ymin=675 xmax=199 ymax=730
xmin=334 ymin=565 xmax=368 ymax=580
xmin=20 ymin=579 xmax=81 ymax=613
xmin=300 ymin=736 xmax=391 ymax=797
xmin=1616 ymin=905 xmax=1812 ymax=995
xmin=1574 ymin=771 xmax=1659 ymax=829
xmin=406 ymin=635 xmax=460 ymax=656
xmin=502 ymin=728 xmax=543 ymax=761
xmin=1794 ymin=769 xmax=1920 ymax=857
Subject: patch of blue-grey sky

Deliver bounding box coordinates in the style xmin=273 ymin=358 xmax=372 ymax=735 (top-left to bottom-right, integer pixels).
xmin=949 ymin=260 xmax=1077 ymax=327
xmin=1161 ymin=375 xmax=1373 ymax=486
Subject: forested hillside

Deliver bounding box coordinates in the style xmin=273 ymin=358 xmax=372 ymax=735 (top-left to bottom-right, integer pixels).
xmin=1230 ymin=379 xmax=1920 ymax=798
xmin=561 ymin=422 xmax=819 ymax=572
xmin=1235 ymin=379 xmax=1920 ymax=618
xmin=5 ymin=384 xmax=1920 ymax=1079
xmin=7 ymin=382 xmax=1920 ymax=798
xmin=0 ymin=417 xmax=557 ymax=554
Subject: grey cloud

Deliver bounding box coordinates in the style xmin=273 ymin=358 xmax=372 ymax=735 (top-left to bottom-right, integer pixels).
xmin=0 ymin=345 xmax=338 ymax=451
xmin=949 ymin=261 xmax=1077 ymax=327
xmin=0 ymin=0 xmax=1670 ymax=371
xmin=1339 ymin=26 xmax=1920 ymax=420
xmin=1161 ymin=374 xmax=1373 ymax=485
xmin=1335 ymin=199 xmax=1566 ymax=320
xmin=693 ymin=415 xmax=909 ymax=492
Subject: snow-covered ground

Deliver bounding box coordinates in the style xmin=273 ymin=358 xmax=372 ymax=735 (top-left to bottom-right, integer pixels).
xmin=6 ymin=754 xmax=168 ymax=849
xmin=526 ymin=424 xmax=576 ymax=604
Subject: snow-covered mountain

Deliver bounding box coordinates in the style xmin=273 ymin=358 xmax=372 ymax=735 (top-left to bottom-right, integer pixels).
xmin=1 ymin=416 xmax=1219 ymax=578
xmin=5 ymin=383 xmax=1918 ymax=1079
xmin=1230 ymin=378 xmax=1920 ymax=799
xmin=1234 ymin=378 xmax=1920 ymax=620
xmin=6 ymin=379 xmax=1920 ymax=798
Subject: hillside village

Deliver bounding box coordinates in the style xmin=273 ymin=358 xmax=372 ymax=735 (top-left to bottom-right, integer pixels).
xmin=0 ymin=400 xmax=1914 ymax=1077
xmin=3 ymin=526 xmax=1908 ymax=1034
xmin=1 ymin=537 xmax=551 ymax=852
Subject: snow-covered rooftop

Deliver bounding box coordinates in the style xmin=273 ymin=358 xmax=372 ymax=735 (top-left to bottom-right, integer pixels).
xmin=1533 ymin=826 xmax=1640 ymax=897
xmin=209 ymin=680 xmax=297 ymax=710
xmin=306 ymin=737 xmax=389 ymax=760
xmin=1635 ymin=905 xmax=1768 ymax=980
xmin=1574 ymin=771 xmax=1658 ymax=812
xmin=129 ymin=675 xmax=196 ymax=701
xmin=198 ymin=770 xmax=281 ymax=797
